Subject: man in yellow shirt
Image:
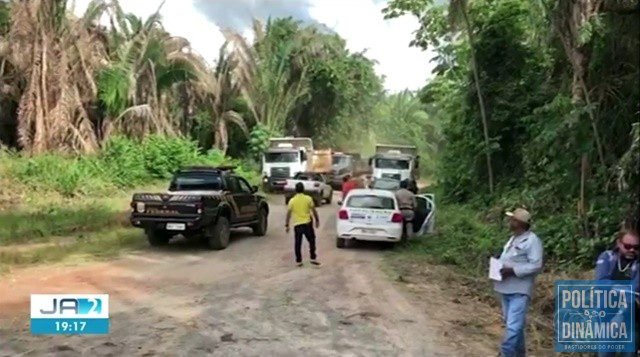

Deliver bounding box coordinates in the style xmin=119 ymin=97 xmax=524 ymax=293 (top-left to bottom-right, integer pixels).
xmin=285 ymin=182 xmax=320 ymax=267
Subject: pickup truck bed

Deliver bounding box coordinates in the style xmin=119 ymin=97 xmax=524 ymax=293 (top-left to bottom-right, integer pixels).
xmin=283 ymin=173 xmax=333 ymax=206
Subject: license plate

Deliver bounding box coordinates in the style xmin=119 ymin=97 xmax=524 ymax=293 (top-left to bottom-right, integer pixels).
xmin=361 ymin=228 xmax=376 ymax=234
xmin=166 ymin=223 xmax=185 ymax=231
xmin=275 ymin=181 xmax=284 ymax=185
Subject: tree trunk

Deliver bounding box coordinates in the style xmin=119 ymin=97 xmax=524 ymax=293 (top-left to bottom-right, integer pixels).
xmin=462 ymin=10 xmax=494 ymax=195
xmin=213 ymin=120 xmax=228 ymax=154
xmin=555 ymin=0 xmax=606 ymax=168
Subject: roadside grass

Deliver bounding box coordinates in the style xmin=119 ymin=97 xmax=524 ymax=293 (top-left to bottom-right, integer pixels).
xmin=0 ymin=228 xmax=146 ymax=274
xmin=384 ymin=203 xmax=588 ymax=356
xmin=0 ymin=185 xmax=164 ymax=245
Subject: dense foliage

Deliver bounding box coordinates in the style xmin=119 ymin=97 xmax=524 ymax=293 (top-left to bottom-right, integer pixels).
xmin=385 ymin=0 xmax=639 ymax=266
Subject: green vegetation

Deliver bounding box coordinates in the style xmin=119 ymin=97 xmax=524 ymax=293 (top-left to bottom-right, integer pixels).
xmin=384 ymin=0 xmax=639 ymax=267
xmin=381 ymin=0 xmax=638 ymax=352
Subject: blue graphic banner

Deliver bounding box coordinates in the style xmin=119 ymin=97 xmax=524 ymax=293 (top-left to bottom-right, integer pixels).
xmin=555 ymin=280 xmax=636 ymax=353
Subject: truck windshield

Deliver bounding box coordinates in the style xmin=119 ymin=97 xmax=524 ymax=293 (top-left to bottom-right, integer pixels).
xmin=373 ymin=158 xmax=410 ymax=170
xmin=264 ymin=152 xmax=299 ymax=163
xmin=332 ymin=156 xmax=349 ymax=165
xmin=169 ymin=173 xmax=222 ymax=191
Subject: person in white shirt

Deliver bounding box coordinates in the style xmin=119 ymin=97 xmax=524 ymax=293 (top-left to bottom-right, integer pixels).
xmin=494 ymin=208 xmax=543 ymax=357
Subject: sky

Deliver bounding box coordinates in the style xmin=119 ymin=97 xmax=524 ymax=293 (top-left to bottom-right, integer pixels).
xmin=71 ymin=0 xmax=437 ymax=92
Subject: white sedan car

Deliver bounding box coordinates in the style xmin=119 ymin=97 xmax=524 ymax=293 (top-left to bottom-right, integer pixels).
xmin=336 ymin=188 xmax=435 ymax=248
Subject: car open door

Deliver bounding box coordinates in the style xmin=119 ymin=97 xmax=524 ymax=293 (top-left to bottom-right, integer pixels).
xmin=413 ymin=193 xmax=436 ymax=236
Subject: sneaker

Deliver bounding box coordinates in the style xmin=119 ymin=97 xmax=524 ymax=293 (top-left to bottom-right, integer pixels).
xmin=310 ymin=259 xmax=320 ymax=266
xmin=296 ymin=262 xmax=303 ymax=267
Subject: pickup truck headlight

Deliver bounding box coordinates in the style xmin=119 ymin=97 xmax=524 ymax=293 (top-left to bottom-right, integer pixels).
xmin=135 ymin=202 xmax=145 ymax=213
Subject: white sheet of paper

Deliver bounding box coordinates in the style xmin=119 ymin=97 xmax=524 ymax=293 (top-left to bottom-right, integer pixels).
xmin=489 ymin=257 xmax=503 ymax=281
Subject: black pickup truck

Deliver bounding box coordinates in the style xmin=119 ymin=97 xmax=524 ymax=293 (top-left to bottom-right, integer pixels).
xmin=129 ymin=166 xmax=269 ymax=250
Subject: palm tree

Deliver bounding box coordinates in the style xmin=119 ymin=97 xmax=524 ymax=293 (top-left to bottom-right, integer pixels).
xmin=5 ymin=0 xmax=108 ymax=153
xmin=223 ymin=19 xmax=309 ymax=135
xmin=96 ymin=0 xmax=209 ymax=140
xmin=194 ymin=42 xmax=248 ymax=154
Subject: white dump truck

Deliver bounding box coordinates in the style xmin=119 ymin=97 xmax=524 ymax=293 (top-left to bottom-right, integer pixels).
xmin=368 ymin=144 xmax=420 ymax=192
xmin=261 ymin=137 xmax=313 ymax=192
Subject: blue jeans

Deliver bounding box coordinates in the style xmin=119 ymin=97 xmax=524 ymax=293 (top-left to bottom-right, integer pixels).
xmin=500 ymin=293 xmax=530 ymax=357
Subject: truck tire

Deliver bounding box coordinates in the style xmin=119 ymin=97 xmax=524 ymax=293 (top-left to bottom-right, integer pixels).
xmin=251 ymin=208 xmax=268 ymax=236
xmin=205 ymin=216 xmax=230 ymax=250
xmin=146 ymin=230 xmax=172 ymax=246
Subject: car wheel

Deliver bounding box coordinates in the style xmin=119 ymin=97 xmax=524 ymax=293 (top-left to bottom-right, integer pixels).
xmin=336 ymin=238 xmax=346 ymax=248
xmin=326 ymin=189 xmax=332 ymax=204
xmin=251 ymin=208 xmax=268 ymax=236
xmin=205 ymin=216 xmax=230 ymax=250
xmin=146 ymin=230 xmax=172 ymax=246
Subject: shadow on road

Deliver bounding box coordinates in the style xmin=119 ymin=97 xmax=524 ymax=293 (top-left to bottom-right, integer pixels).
xmin=143 ymin=228 xmax=258 ymax=254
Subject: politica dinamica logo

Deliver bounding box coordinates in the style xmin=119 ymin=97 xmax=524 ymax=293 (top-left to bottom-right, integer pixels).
xmin=555 ymin=280 xmax=636 ymax=353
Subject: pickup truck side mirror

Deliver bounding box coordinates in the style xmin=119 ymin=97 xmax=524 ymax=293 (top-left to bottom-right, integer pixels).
xmin=251 ymin=185 xmax=258 ymax=193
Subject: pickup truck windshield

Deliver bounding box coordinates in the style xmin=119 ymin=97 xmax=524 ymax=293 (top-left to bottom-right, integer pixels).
xmin=332 ymin=156 xmax=349 ymax=165
xmin=372 ymin=179 xmax=400 ymax=190
xmin=293 ymin=173 xmax=321 ymax=181
xmin=374 ymin=158 xmax=410 ymax=170
xmin=169 ymin=173 xmax=222 ymax=191
xmin=264 ymin=152 xmax=299 ymax=163
xmin=346 ymin=195 xmax=395 ymax=210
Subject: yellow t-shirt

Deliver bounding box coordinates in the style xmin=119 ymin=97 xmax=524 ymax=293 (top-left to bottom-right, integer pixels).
xmin=288 ymin=193 xmax=314 ymax=226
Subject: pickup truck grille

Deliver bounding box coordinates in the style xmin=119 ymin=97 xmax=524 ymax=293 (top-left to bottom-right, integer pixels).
xmin=270 ymin=167 xmax=290 ymax=178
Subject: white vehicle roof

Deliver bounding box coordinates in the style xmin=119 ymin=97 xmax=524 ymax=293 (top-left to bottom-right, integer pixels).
xmin=345 ymin=188 xmax=396 ymax=199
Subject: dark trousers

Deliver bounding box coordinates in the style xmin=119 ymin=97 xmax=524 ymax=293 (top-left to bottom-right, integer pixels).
xmin=294 ymin=222 xmax=316 ymax=263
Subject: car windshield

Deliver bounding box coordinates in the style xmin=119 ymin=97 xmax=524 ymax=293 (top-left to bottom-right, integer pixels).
xmin=373 ymin=158 xmax=410 ymax=170
xmin=346 ymin=195 xmax=395 ymax=210
xmin=169 ymin=173 xmax=222 ymax=191
xmin=332 ymin=156 xmax=349 ymax=165
xmin=264 ymin=151 xmax=299 ymax=163
xmin=371 ymin=179 xmax=400 ymax=190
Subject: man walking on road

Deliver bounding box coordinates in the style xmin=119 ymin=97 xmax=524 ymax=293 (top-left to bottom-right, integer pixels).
xmin=595 ymin=228 xmax=640 ymax=357
xmin=395 ymin=179 xmax=416 ymax=240
xmin=494 ymin=208 xmax=543 ymax=357
xmin=285 ymin=182 xmax=321 ymax=267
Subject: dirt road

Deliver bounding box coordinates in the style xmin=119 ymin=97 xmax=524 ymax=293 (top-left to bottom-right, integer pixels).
xmin=0 ymin=196 xmax=495 ymax=357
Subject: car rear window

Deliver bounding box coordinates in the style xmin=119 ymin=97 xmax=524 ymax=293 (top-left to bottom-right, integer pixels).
xmin=346 ymin=195 xmax=395 ymax=210
xmin=169 ymin=173 xmax=222 ymax=191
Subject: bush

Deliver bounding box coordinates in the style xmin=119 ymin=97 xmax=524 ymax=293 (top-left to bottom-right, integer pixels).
xmin=2 ymin=135 xmax=260 ymax=197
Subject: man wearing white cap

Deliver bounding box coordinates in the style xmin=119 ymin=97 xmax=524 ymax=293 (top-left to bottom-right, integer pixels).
xmin=494 ymin=208 xmax=544 ymax=357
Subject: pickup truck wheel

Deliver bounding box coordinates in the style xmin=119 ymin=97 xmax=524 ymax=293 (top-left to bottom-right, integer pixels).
xmin=251 ymin=208 xmax=268 ymax=236
xmin=146 ymin=230 xmax=171 ymax=246
xmin=205 ymin=216 xmax=230 ymax=250
xmin=336 ymin=238 xmax=346 ymax=248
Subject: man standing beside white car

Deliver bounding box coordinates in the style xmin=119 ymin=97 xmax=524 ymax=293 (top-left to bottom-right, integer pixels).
xmin=395 ymin=179 xmax=417 ymax=240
